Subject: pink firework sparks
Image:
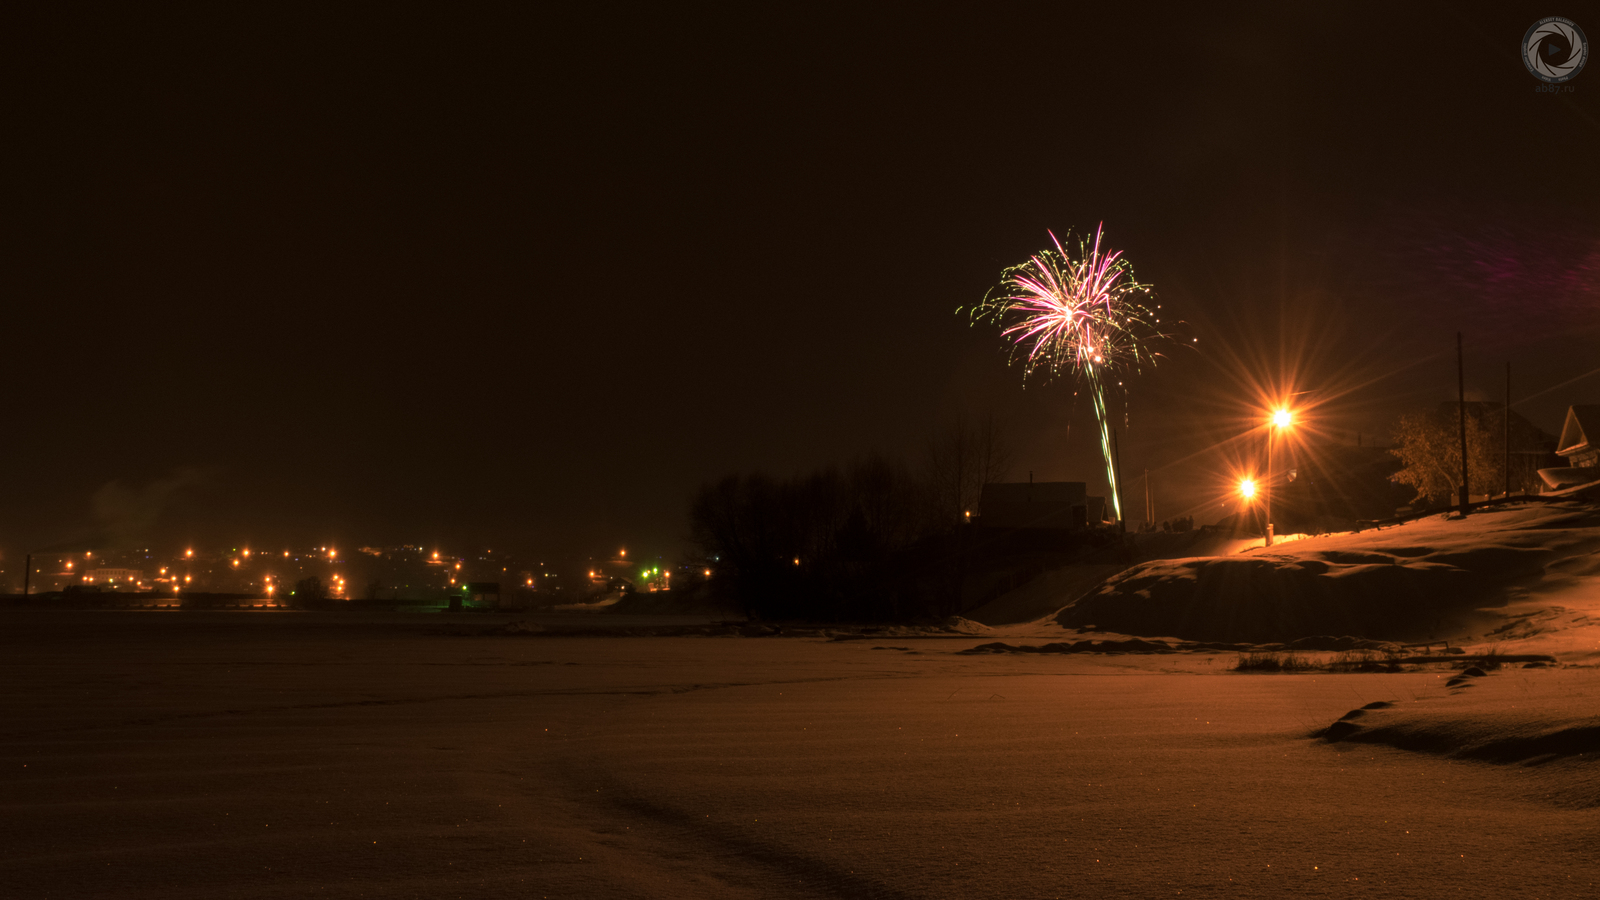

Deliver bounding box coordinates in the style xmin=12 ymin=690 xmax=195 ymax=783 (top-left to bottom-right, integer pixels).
xmin=976 ymin=224 xmax=1160 ymax=381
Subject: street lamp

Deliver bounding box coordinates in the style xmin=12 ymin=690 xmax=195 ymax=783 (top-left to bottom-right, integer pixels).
xmin=1266 ymin=407 xmax=1293 ymax=547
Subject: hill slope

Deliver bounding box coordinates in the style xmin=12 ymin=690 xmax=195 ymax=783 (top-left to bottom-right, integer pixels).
xmin=1057 ymin=501 xmax=1600 ymax=643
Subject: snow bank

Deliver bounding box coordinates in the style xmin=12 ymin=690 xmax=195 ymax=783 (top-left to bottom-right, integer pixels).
xmin=940 ymin=615 xmax=992 ymax=634
xmin=1320 ymin=668 xmax=1600 ymax=794
xmin=962 ymin=564 xmax=1126 ymax=625
xmin=1058 ymin=501 xmax=1600 ymax=643
xmin=603 ymin=589 xmax=744 ymax=618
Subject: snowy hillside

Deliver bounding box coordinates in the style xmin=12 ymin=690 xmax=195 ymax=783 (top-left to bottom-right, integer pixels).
xmin=1057 ymin=501 xmax=1600 ymax=645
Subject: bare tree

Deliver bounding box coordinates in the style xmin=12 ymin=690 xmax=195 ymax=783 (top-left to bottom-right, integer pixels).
xmin=926 ymin=413 xmax=1013 ymax=529
xmin=1390 ymin=403 xmax=1549 ymax=506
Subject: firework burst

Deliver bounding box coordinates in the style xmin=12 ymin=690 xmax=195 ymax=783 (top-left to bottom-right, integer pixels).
xmin=970 ymin=224 xmax=1169 ymax=522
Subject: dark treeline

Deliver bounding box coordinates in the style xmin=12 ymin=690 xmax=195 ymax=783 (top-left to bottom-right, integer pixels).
xmin=689 ymin=454 xmax=938 ymax=621
xmin=687 ymin=418 xmax=1123 ymax=622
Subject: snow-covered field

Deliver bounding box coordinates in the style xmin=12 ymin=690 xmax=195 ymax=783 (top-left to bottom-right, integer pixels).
xmin=4 ymin=503 xmax=1599 ymax=897
xmin=0 ymin=620 xmax=1593 ymax=896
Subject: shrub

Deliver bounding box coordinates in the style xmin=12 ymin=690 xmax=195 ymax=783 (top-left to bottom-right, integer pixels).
xmin=1233 ymin=651 xmax=1312 ymax=672
xmin=1327 ymin=649 xmax=1403 ymax=673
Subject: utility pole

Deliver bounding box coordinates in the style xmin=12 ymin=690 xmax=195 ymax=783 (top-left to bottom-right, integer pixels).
xmin=1505 ymin=361 xmax=1512 ymax=498
xmin=1458 ymin=332 xmax=1470 ymax=516
xmin=22 ymin=553 xmax=30 ymax=597
xmin=1145 ymin=468 xmax=1152 ymax=527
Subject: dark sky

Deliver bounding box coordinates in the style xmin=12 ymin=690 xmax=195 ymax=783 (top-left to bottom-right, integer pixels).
xmin=7 ymin=3 xmax=1598 ymax=563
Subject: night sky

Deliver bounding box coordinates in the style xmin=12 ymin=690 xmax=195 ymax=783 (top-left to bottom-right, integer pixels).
xmin=8 ymin=4 xmax=1598 ymax=565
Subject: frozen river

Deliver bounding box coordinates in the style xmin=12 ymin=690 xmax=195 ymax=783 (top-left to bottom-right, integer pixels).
xmin=2 ymin=611 xmax=1595 ymax=898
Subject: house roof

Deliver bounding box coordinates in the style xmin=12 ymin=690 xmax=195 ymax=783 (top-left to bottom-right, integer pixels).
xmin=980 ymin=481 xmax=1088 ymax=506
xmin=1557 ymin=405 xmax=1600 ymax=458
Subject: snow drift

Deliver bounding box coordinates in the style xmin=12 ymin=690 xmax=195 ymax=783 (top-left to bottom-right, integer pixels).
xmin=1057 ymin=501 xmax=1600 ymax=643
xmin=1320 ymin=668 xmax=1600 ymax=803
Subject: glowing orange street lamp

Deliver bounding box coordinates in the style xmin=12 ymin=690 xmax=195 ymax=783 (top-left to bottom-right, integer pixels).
xmin=1239 ymin=478 xmax=1257 ymax=501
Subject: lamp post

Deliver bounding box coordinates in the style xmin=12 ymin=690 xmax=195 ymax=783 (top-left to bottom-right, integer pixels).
xmin=1266 ymin=408 xmax=1292 ymax=547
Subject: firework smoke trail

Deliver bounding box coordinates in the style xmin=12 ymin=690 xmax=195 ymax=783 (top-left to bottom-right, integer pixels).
xmin=970 ymin=224 xmax=1167 ymax=523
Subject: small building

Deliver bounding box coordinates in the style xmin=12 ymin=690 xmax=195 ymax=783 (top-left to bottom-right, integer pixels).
xmin=466 ymin=581 xmax=501 ymax=608
xmin=1556 ymin=405 xmax=1600 ymax=468
xmin=84 ymin=568 xmax=146 ymax=590
xmin=978 ymin=481 xmax=1100 ymax=529
xmin=1539 ymin=405 xmax=1600 ymax=491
